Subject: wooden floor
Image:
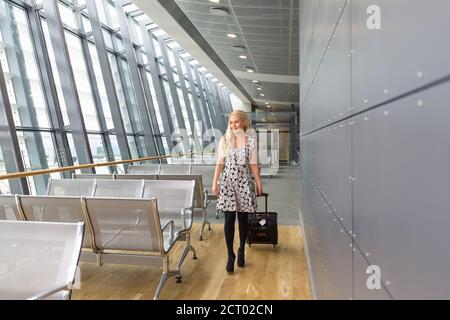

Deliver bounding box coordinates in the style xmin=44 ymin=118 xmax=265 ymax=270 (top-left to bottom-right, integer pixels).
xmin=72 ymin=223 xmax=312 ymax=300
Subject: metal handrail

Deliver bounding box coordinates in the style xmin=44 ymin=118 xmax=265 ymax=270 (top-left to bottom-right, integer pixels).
xmin=0 ymin=153 xmax=193 ymax=180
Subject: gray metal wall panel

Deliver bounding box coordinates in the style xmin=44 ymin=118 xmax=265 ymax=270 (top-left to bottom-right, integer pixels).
xmin=301 ymin=0 xmax=450 ymax=300
xmin=300 ymin=165 xmax=352 ymax=299
xmin=352 ymin=81 xmax=450 ymax=299
xmin=353 ymin=248 xmax=391 ymax=300
xmin=300 ymin=0 xmax=347 ymax=97
xmin=351 ymin=0 xmax=450 ymax=113
xmin=314 ymin=121 xmax=352 ymax=232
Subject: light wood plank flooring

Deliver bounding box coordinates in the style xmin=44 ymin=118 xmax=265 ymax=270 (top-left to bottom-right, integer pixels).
xmin=72 ymin=223 xmax=312 ymax=300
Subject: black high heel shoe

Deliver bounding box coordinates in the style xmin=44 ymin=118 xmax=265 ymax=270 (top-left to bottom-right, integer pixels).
xmin=237 ymin=249 xmax=245 ymax=267
xmin=226 ymin=254 xmax=235 ymax=274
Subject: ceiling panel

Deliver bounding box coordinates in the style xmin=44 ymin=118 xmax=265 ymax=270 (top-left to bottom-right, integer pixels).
xmin=175 ymin=0 xmax=299 ymax=119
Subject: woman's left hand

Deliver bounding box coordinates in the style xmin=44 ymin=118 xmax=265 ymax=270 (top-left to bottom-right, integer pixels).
xmin=256 ymin=180 xmax=263 ymax=196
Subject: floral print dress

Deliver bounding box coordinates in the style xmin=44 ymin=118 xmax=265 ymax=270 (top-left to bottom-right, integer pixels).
xmin=217 ymin=136 xmax=257 ymax=213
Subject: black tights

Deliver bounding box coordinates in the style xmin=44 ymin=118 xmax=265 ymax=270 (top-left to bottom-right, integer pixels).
xmin=224 ymin=211 xmax=248 ymax=258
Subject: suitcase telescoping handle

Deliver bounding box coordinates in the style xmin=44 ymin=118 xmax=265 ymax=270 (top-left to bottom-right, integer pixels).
xmin=255 ymin=192 xmax=269 ymax=217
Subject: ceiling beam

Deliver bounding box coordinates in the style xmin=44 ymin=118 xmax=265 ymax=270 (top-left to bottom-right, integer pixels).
xmin=232 ymin=70 xmax=300 ymax=84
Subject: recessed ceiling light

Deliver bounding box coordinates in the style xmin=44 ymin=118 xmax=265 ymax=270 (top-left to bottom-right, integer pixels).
xmin=260 ymin=93 xmax=265 ymax=96
xmin=267 ymin=105 xmax=271 ymax=108
xmin=209 ymin=0 xmax=220 ymax=3
xmin=265 ymin=102 xmax=269 ymax=105
xmin=252 ymin=80 xmax=260 ymax=84
xmin=244 ymin=66 xmax=254 ymax=73
xmin=247 ymin=69 xmax=254 ymax=73
xmin=227 ymin=33 xmax=237 ymax=38
xmin=239 ymin=55 xmax=247 ymax=59
xmin=210 ymin=6 xmax=229 ymax=16
xmin=231 ymin=45 xmax=246 ymax=51
xmin=257 ymin=87 xmax=263 ymax=91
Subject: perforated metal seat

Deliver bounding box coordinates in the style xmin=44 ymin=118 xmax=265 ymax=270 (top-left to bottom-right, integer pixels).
xmin=85 ymin=197 xmax=179 ymax=299
xmin=159 ymin=164 xmax=191 ymax=175
xmin=18 ymin=195 xmax=95 ymax=251
xmin=157 ymin=175 xmax=211 ymax=240
xmin=191 ymin=165 xmax=220 ymax=218
xmin=0 ymin=220 xmax=84 ymax=300
xmin=0 ymin=195 xmax=23 ymax=221
xmin=128 ymin=164 xmax=160 ymax=175
xmin=93 ymin=179 xmax=144 ymax=198
xmin=46 ymin=178 xmax=94 ymax=197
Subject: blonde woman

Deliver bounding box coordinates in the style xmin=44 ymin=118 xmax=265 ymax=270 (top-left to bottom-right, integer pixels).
xmin=212 ymin=110 xmax=263 ymax=274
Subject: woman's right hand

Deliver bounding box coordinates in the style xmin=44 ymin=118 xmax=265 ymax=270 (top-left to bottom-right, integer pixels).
xmin=212 ymin=183 xmax=219 ymax=196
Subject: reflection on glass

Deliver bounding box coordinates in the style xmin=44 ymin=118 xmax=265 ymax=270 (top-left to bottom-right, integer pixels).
xmin=65 ymin=31 xmax=99 ymax=131
xmin=177 ymin=87 xmax=192 ymax=136
xmin=0 ymin=4 xmax=50 ymax=128
xmin=127 ymin=135 xmax=139 ymax=159
xmin=17 ymin=131 xmax=58 ymax=195
xmin=88 ymin=44 xmax=114 ymax=129
xmin=146 ymin=72 xmax=164 ymax=133
xmin=121 ymin=59 xmax=143 ymax=132
xmin=109 ymin=135 xmax=124 ymax=173
xmin=41 ymin=19 xmax=70 ymax=125
xmin=58 ymin=2 xmax=78 ymax=30
xmin=87 ymin=134 xmax=109 ymax=173
xmin=108 ymin=53 xmax=132 ymax=133
xmin=189 ymin=93 xmax=203 ymax=138
xmin=162 ymin=80 xmax=178 ymax=128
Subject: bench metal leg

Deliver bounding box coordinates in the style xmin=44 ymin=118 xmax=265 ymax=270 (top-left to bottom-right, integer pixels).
xmin=176 ymin=232 xmax=197 ymax=275
xmin=154 ymin=272 xmax=169 ymax=300
xmin=199 ymin=207 xmax=211 ymax=241
xmin=154 ymin=257 xmax=182 ymax=300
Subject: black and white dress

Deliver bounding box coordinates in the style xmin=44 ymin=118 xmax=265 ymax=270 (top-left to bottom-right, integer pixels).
xmin=217 ymin=135 xmax=257 ymax=213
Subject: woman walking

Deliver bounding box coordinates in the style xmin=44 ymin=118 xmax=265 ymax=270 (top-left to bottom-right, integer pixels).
xmin=212 ymin=110 xmax=263 ymax=274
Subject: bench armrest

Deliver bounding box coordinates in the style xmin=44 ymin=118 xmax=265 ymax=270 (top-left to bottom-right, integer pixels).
xmin=28 ymin=281 xmax=72 ymax=300
xmin=161 ymin=219 xmax=175 ymax=245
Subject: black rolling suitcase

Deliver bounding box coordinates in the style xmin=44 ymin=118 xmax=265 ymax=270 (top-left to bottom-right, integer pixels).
xmin=247 ymin=193 xmax=278 ymax=247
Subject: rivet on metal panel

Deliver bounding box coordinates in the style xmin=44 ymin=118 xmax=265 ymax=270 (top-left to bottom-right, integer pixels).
xmin=366 ymin=252 xmax=370 ymax=257
xmin=349 ymin=121 xmax=355 ymax=126
xmin=417 ymin=100 xmax=424 ymax=107
xmin=352 ymin=234 xmax=356 ymax=238
xmin=384 ymin=111 xmax=390 ymax=116
xmin=364 ymin=99 xmax=369 ymax=104
xmin=350 ymin=50 xmax=355 ymax=54
xmin=334 ymin=218 xmax=337 ymax=222
xmin=340 ymin=229 xmax=344 ymax=233
xmin=364 ymin=117 xmax=369 ymax=121
xmin=352 ymin=248 xmax=356 ymax=252
xmin=385 ymin=281 xmax=391 ymax=286
xmin=349 ymin=243 xmax=353 ymax=247
xmin=417 ymin=71 xmax=424 ymax=79
xmin=384 ymin=89 xmax=389 ymax=94
xmin=340 ymin=217 xmax=344 ymax=221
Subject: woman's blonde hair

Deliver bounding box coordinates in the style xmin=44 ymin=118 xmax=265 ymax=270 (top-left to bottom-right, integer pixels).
xmin=221 ymin=110 xmax=253 ymax=153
